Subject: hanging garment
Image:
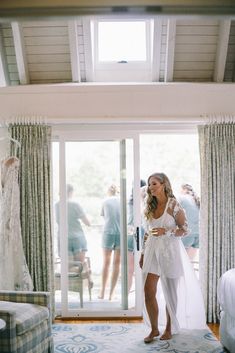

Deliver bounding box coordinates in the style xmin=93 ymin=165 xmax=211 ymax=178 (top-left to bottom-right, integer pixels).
xmin=0 ymin=156 xmax=33 ymax=290
xmin=142 ymin=197 xmax=206 ymax=334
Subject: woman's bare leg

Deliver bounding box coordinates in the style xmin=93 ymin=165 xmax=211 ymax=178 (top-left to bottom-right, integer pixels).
xmin=160 ymin=307 xmax=172 ymax=340
xmin=99 ymin=249 xmax=112 ymax=299
xmin=160 ymin=277 xmax=179 ymax=340
xmin=144 ymin=273 xmax=160 ymax=343
xmin=109 ymin=249 xmax=121 ymax=300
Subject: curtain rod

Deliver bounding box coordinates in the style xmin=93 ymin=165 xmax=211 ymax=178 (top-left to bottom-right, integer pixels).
xmin=41 ymin=115 xmax=235 ymax=125
xmin=0 ymin=115 xmax=47 ymax=127
xmin=204 ymin=114 xmax=235 ymax=124
xmin=0 ymin=115 xmax=234 ymax=127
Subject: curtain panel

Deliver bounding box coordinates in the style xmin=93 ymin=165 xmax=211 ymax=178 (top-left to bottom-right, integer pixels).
xmin=198 ymin=122 xmax=235 ymax=323
xmin=9 ymin=124 xmax=54 ymax=296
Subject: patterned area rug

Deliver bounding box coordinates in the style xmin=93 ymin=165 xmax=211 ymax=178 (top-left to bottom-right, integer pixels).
xmin=52 ymin=323 xmax=225 ymax=353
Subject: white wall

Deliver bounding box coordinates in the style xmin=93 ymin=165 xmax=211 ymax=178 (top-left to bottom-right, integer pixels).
xmin=0 ymin=83 xmax=234 ymax=123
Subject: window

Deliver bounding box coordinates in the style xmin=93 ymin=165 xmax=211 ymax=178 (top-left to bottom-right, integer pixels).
xmin=97 ymin=21 xmax=147 ymax=62
xmin=91 ymin=18 xmax=153 ymax=82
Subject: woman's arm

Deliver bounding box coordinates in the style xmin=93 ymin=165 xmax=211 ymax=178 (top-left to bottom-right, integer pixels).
xmin=170 ymin=199 xmax=189 ymax=237
xmin=81 ymin=215 xmax=91 ymax=227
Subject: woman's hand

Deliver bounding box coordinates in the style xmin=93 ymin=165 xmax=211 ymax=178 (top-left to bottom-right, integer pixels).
xmin=150 ymin=227 xmax=166 ymax=237
xmin=139 ymin=254 xmax=144 ymax=269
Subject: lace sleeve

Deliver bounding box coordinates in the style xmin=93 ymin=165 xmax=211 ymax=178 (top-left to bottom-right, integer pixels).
xmin=169 ymin=198 xmax=189 ymax=237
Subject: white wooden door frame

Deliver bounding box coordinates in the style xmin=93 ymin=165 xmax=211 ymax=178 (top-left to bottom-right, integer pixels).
xmin=55 ymin=129 xmax=142 ymax=317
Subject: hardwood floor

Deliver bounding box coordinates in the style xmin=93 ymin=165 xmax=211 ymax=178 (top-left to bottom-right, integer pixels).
xmin=55 ymin=318 xmax=220 ymax=340
xmin=207 ymin=323 xmax=220 ymax=340
xmin=55 ymin=318 xmax=143 ymax=324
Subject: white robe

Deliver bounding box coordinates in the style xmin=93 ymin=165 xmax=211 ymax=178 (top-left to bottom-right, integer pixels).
xmin=142 ymin=198 xmax=206 ymax=333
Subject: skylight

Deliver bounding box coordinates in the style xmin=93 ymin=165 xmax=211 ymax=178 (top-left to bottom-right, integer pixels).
xmin=97 ymin=21 xmax=147 ymax=62
xmin=88 ymin=18 xmax=153 ymax=81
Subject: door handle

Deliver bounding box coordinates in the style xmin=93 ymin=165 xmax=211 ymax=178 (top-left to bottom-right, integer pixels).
xmin=135 ymin=226 xmax=140 ymax=251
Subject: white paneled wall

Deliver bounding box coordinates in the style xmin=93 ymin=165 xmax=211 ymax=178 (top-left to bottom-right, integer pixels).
xmin=22 ymin=21 xmax=72 ymax=83
xmin=174 ymin=19 xmax=219 ymax=82
xmin=1 ymin=23 xmax=19 ymax=85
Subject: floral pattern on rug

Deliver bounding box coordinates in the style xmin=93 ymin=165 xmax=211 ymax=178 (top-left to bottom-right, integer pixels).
xmin=52 ymin=323 xmax=226 ymax=353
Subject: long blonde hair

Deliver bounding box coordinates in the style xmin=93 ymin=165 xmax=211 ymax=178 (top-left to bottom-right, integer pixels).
xmin=144 ymin=173 xmax=175 ymax=220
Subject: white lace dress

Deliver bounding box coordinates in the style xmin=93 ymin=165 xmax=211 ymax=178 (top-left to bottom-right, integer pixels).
xmin=0 ymin=156 xmax=33 ymax=290
xmin=142 ymin=197 xmax=206 ymax=333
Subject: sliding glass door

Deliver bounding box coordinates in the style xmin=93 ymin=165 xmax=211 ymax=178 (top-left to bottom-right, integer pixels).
xmin=52 ymin=131 xmax=142 ymax=317
xmin=52 ymin=128 xmax=200 ymax=318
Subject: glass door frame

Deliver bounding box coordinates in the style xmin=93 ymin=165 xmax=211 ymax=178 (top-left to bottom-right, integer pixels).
xmin=53 ymin=129 xmax=142 ymax=317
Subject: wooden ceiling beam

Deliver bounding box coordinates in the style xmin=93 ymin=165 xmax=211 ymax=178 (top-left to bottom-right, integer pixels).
xmin=68 ymin=20 xmax=81 ymax=82
xmin=82 ymin=18 xmax=94 ymax=82
xmin=11 ymin=22 xmax=29 ymax=84
xmin=1 ymin=1 xmax=235 ymax=19
xmin=213 ymin=20 xmax=231 ymax=82
xmin=151 ymin=19 xmax=162 ymax=82
xmin=0 ymin=27 xmax=10 ymax=86
xmin=164 ymin=19 xmax=176 ymax=82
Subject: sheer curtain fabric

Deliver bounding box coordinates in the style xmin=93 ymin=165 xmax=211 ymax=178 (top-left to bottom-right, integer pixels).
xmin=9 ymin=124 xmax=54 ymax=296
xmin=198 ymin=121 xmax=235 ymax=323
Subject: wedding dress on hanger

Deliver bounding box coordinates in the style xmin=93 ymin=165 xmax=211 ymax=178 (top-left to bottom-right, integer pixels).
xmin=0 ymin=138 xmax=33 ymax=290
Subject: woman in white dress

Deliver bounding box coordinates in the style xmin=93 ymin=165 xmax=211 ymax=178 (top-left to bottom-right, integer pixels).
xmin=139 ymin=173 xmax=206 ymax=343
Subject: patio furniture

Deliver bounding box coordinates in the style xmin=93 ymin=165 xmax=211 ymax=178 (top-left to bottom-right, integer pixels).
xmin=55 ymin=256 xmax=93 ymax=308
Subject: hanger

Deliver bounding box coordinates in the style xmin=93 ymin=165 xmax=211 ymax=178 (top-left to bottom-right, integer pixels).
xmin=0 ymin=136 xmax=21 ymax=147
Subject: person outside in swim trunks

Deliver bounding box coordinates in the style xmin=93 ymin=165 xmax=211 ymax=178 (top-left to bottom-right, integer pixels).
xmin=99 ymin=184 xmax=120 ymax=300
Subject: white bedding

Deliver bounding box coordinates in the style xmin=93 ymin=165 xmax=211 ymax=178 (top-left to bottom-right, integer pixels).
xmin=218 ymin=268 xmax=235 ymax=353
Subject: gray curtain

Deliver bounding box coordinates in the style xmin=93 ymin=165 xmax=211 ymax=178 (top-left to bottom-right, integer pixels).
xmin=9 ymin=124 xmax=54 ymax=296
xmin=198 ymin=122 xmax=235 ymax=323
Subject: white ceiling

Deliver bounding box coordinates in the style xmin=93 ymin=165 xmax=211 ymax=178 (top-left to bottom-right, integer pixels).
xmin=0 ymin=16 xmax=235 ymax=86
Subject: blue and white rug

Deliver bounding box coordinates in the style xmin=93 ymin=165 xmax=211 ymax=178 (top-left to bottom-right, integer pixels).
xmin=52 ymin=323 xmax=225 ymax=353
